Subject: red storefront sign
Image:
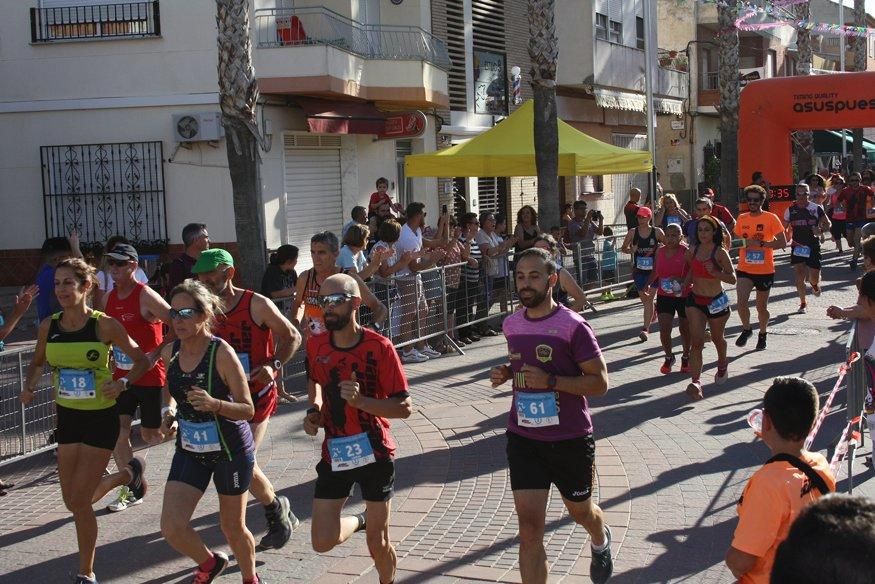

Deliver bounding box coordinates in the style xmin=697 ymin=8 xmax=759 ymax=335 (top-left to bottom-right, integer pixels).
xmin=378 ymin=111 xmax=427 ymax=140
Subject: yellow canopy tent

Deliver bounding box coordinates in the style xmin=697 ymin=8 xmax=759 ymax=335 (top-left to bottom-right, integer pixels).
xmin=405 ymin=100 xmax=652 ymax=177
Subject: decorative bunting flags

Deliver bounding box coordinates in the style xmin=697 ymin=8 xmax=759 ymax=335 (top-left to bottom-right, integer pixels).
xmin=696 ymin=0 xmax=875 ymax=38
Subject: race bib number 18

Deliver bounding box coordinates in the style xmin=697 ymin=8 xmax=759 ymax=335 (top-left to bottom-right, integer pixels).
xmin=58 ymin=368 xmax=96 ymax=400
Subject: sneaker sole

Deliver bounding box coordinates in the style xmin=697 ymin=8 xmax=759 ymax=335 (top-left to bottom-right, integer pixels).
xmin=685 ymin=383 xmax=704 ymax=400
xmin=107 ymin=497 xmax=143 ymax=513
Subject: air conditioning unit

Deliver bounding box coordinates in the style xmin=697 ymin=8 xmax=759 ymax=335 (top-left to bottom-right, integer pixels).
xmin=172 ymin=112 xmax=225 ymax=142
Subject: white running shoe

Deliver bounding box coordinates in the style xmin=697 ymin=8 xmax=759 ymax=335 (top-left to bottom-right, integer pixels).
xmin=419 ymin=346 xmax=442 ymax=358
xmin=401 ymin=349 xmax=429 ymax=363
xmin=107 ymin=486 xmax=142 ymax=512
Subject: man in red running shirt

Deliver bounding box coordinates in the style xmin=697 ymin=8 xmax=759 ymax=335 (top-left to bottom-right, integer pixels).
xmin=837 ymin=172 xmax=874 ymax=270
xmin=702 ymin=188 xmax=736 ymax=233
xmin=102 ymin=243 xmax=174 ymax=512
xmin=194 ymin=248 xmax=304 ymax=551
xmin=304 ymin=273 xmax=411 ymax=584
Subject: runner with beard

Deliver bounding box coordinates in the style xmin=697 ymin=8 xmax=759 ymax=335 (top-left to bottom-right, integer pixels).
xmin=194 ymin=249 xmax=303 ymax=550
xmin=490 ymin=248 xmax=613 ymax=584
xmin=304 ymin=273 xmax=411 ymax=584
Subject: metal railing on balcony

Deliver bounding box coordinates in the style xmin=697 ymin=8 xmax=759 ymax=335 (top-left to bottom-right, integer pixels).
xmin=253 ymin=6 xmax=451 ymax=70
xmin=40 ymin=141 xmax=169 ymax=251
xmin=30 ymin=1 xmax=160 ymax=43
xmin=702 ymin=71 xmax=719 ymax=90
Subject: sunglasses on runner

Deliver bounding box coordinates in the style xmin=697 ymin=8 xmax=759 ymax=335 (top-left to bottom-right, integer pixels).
xmin=316 ymin=293 xmax=355 ymax=309
xmin=169 ymin=308 xmax=203 ymax=320
xmin=107 ymin=259 xmax=131 ymax=267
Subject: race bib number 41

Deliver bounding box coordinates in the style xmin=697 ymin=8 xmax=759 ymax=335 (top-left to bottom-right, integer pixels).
xmin=58 ymin=368 xmax=96 ymax=400
xmin=179 ymin=419 xmax=221 ymax=453
xmin=328 ymin=432 xmax=376 ymax=471
xmin=516 ymin=391 xmax=560 ymax=427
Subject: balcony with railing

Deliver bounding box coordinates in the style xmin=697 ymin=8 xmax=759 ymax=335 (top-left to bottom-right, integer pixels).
xmin=30 ymin=1 xmax=161 ymax=43
xmin=253 ymin=6 xmax=450 ymax=108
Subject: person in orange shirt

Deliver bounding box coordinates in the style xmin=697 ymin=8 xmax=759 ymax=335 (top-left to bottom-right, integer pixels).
xmin=733 ymin=185 xmax=787 ymax=350
xmin=725 ymin=376 xmax=836 ymax=584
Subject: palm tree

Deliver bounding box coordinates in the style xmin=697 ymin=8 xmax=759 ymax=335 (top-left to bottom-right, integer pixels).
xmin=216 ymin=0 xmax=266 ymax=290
xmin=717 ymin=2 xmax=739 ymax=200
xmin=794 ymin=2 xmax=814 ymax=177
xmin=852 ymin=0 xmax=867 ymax=170
xmin=528 ymin=0 xmax=559 ymax=230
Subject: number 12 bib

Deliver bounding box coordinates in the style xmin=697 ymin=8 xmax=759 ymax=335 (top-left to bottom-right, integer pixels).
xmin=516 ymin=391 xmax=560 ymax=427
xmin=328 ymin=432 xmax=376 ymax=471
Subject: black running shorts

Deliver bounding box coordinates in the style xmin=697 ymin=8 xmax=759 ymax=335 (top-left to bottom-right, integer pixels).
xmin=656 ymin=295 xmax=687 ymax=319
xmin=506 ymin=431 xmax=595 ymax=502
xmin=168 ymin=449 xmax=255 ymax=496
xmin=56 ymin=404 xmax=120 ymax=451
xmin=115 ymin=384 xmax=162 ymax=428
xmin=736 ymin=271 xmax=775 ymax=292
xmin=314 ymin=459 xmax=395 ymax=502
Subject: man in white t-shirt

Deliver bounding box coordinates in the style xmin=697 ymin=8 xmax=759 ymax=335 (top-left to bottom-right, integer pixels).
xmin=394 ymin=202 xmax=447 ymax=363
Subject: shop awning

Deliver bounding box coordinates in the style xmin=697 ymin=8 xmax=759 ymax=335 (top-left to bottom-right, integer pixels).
xmin=404 ymin=100 xmax=653 ymax=177
xmin=655 ymin=98 xmax=684 ymax=115
xmin=296 ymin=98 xmax=386 ymax=134
xmin=813 ymin=130 xmax=875 ymax=154
xmin=593 ymin=88 xmax=646 ymax=113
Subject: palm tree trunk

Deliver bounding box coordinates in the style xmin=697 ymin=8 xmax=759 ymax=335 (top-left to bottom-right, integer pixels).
xmin=217 ymin=0 xmax=266 ymax=290
xmin=852 ymin=0 xmax=866 ymax=171
xmin=528 ymin=0 xmax=559 ymax=230
xmin=717 ymin=3 xmax=739 ymax=203
xmin=794 ymin=3 xmax=814 ymax=177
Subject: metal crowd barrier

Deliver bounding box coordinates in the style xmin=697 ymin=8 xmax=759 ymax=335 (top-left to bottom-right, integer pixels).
xmin=845 ymin=321 xmax=868 ymax=493
xmin=0 ymin=346 xmax=55 ymax=466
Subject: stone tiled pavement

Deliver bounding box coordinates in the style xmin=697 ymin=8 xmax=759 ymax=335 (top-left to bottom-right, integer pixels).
xmin=1 ymin=248 xmax=873 ymax=584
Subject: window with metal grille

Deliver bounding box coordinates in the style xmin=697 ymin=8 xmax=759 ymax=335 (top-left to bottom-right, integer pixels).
xmin=31 ymin=1 xmax=160 ymax=43
xmin=478 ymin=177 xmax=508 ymax=220
xmin=595 ymin=13 xmax=607 ymax=40
xmin=609 ymin=20 xmax=621 ymax=44
xmin=446 ymin=0 xmax=467 ymax=111
xmin=40 ymin=141 xmax=168 ymax=249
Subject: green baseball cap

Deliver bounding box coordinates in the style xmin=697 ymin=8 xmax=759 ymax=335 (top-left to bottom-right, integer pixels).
xmin=191 ymin=248 xmax=235 ymax=273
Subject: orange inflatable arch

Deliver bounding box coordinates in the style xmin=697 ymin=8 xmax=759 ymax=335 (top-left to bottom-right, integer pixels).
xmin=738 ymin=70 xmax=875 ymax=212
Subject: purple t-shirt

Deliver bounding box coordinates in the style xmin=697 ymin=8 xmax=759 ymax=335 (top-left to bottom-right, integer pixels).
xmin=503 ymin=305 xmax=602 ymax=441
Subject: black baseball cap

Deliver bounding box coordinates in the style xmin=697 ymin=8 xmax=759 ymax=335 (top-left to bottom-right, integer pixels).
xmin=105 ymin=243 xmax=138 ymax=262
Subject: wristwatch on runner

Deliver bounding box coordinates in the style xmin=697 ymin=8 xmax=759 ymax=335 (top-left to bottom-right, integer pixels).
xmin=119 ymin=377 xmax=130 ymax=391
xmin=272 ymin=359 xmax=283 ymax=375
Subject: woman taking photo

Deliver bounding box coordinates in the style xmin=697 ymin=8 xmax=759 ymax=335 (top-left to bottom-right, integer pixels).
xmin=622 ymin=206 xmax=664 ymax=341
xmin=646 ymin=223 xmax=690 ymax=375
xmin=21 ymin=258 xmax=150 ymax=584
xmin=158 ymin=280 xmax=263 ymax=584
xmin=682 ymin=216 xmax=736 ymax=400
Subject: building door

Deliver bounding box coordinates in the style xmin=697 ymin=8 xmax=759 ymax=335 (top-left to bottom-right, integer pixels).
xmin=283 ymin=134 xmax=344 ymax=272
xmin=395 ymin=140 xmax=414 ymax=210
xmin=610 ymin=133 xmax=649 ymax=224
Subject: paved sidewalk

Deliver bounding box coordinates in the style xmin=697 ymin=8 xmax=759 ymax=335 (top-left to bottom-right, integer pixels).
xmin=0 ymin=250 xmax=873 ymax=583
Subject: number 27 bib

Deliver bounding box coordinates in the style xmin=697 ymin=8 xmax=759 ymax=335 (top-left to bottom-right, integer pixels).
xmin=516 ymin=391 xmax=560 ymax=427
xmin=328 ymin=432 xmax=376 ymax=471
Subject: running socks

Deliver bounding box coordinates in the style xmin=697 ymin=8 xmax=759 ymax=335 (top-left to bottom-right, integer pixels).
xmin=591 ymin=528 xmax=610 ymax=553
xmin=265 ymin=497 xmax=280 ymax=512
xmin=354 ymin=513 xmax=367 ymax=533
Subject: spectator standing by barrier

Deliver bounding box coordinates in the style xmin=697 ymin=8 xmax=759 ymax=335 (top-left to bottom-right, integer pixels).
xmin=476 ymin=212 xmax=516 ymax=335
xmin=338 ymin=224 xmax=391 ymax=282
xmin=458 ymin=213 xmax=484 ymax=344
xmin=599 ymin=227 xmax=617 ymax=301
xmin=441 ymin=215 xmax=476 ymax=348
xmin=342 ymin=206 xmax=367 ymax=240
xmin=36 ymin=231 xmax=81 ymax=321
xmin=368 ymin=177 xmax=402 ymax=219
xmin=369 ymin=220 xmax=414 ymax=339
xmin=513 ymin=205 xmax=541 ymax=257
xmin=725 ymin=377 xmax=835 ymax=584
xmin=623 ymin=188 xmax=642 ymax=230
xmin=261 ymin=244 xmax=299 ymax=315
xmin=167 ymin=223 xmax=210 ymax=293
xmin=393 ymin=203 xmax=447 ymax=363
xmin=567 ymin=201 xmax=604 ymax=288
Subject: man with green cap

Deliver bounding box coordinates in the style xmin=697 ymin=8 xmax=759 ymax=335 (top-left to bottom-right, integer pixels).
xmin=193 ymin=248 xmax=304 ymax=550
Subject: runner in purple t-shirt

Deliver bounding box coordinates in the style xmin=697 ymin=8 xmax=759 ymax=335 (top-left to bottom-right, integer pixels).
xmin=490 ymin=248 xmax=613 ymax=584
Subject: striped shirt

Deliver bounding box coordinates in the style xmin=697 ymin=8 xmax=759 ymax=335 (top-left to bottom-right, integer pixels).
xmin=459 ymin=235 xmax=482 ymax=283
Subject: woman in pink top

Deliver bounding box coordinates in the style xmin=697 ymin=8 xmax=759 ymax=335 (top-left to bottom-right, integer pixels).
xmin=647 ymin=223 xmax=690 ymax=375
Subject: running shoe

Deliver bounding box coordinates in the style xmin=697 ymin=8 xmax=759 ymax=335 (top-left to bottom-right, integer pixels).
xmin=73 ymin=575 xmax=97 ymax=584
xmin=354 ymin=512 xmax=367 ymax=533
xmin=107 ymin=486 xmax=141 ymax=513
xmin=590 ymin=524 xmax=613 ymax=584
xmin=680 ymin=356 xmax=690 ymax=373
xmin=126 ymin=456 xmax=147 ymax=500
xmin=259 ymin=495 xmax=294 ymax=550
xmin=811 ymin=282 xmax=821 ymax=296
xmin=419 ymin=346 xmax=442 ymax=358
xmin=401 ymin=349 xmax=429 ymax=364
xmin=714 ymin=363 xmax=729 ymax=384
xmin=735 ymin=328 xmax=753 ymax=348
xmin=756 ymin=333 xmax=767 ymax=351
xmin=685 ymin=380 xmax=704 ymax=400
xmin=638 ymin=329 xmax=649 ymax=342
xmin=191 ymin=551 xmax=228 ymax=584
xmin=798 ymin=303 xmax=807 ymax=314
xmin=599 ymin=291 xmax=612 ymax=302
xmin=659 ymin=354 xmax=676 ymax=375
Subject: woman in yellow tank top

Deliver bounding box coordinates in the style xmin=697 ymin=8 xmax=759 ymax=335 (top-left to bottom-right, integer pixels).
xmin=21 ymin=258 xmax=150 ymax=584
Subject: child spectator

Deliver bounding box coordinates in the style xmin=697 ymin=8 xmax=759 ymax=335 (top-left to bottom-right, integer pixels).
xmin=600 ymin=226 xmax=617 ymax=300
xmin=725 ymin=376 xmax=836 ymax=584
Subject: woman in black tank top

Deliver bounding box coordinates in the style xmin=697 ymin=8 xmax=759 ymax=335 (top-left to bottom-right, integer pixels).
xmin=622 ymin=209 xmax=665 ymax=342
xmin=159 ymin=280 xmax=263 ymax=583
